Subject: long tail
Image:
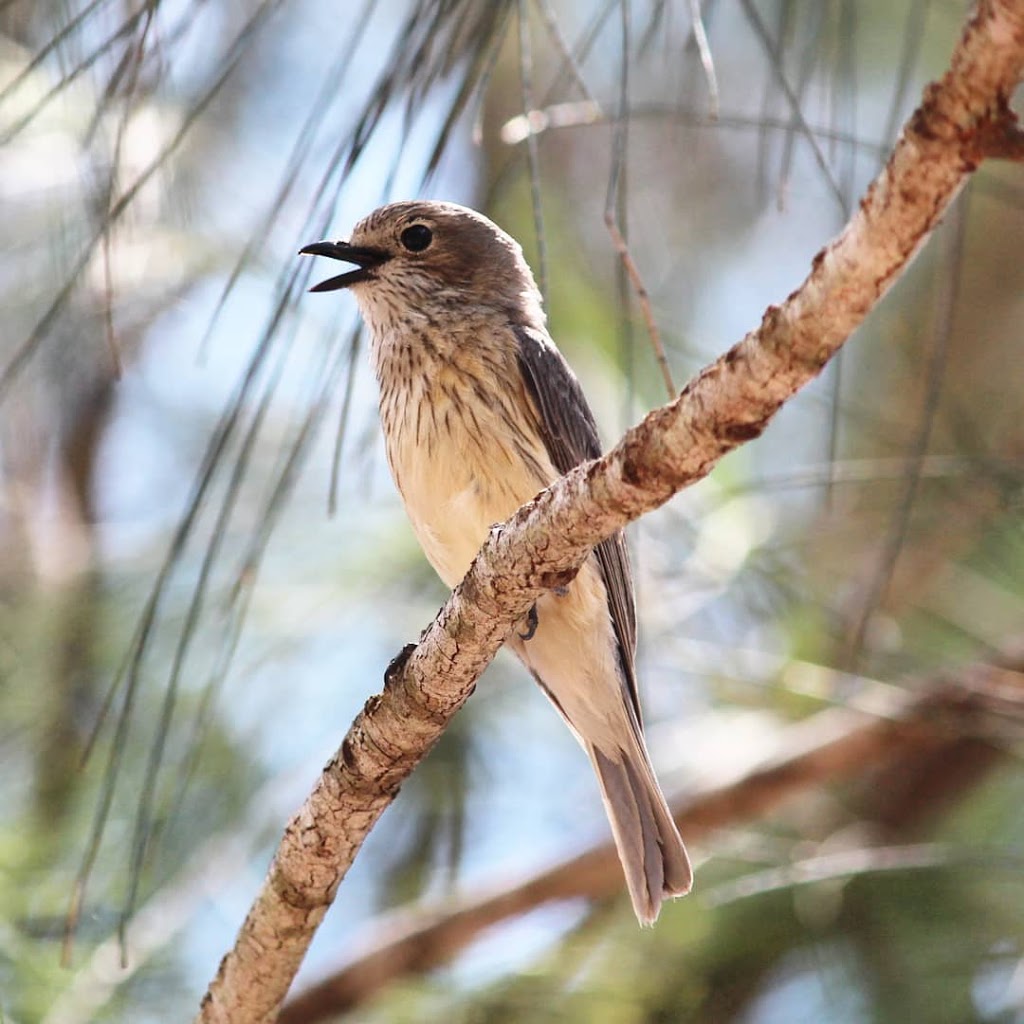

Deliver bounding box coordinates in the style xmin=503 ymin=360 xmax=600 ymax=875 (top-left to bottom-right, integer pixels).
xmin=589 ymin=740 xmax=693 ymax=925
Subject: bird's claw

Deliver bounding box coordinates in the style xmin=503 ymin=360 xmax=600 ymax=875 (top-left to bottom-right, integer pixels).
xmin=519 ymin=603 xmax=539 ymax=641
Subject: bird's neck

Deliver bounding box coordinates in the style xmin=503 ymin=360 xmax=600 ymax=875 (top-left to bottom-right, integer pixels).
xmin=367 ymin=306 xmax=523 ymax=388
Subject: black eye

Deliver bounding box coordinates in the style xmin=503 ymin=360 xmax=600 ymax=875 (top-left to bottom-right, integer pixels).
xmin=400 ymin=224 xmax=433 ymax=252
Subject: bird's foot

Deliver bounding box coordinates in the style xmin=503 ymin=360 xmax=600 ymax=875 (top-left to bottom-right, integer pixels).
xmin=518 ymin=603 xmax=539 ymax=641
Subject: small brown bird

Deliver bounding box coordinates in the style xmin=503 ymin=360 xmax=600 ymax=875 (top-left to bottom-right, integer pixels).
xmin=301 ymin=201 xmax=692 ymax=923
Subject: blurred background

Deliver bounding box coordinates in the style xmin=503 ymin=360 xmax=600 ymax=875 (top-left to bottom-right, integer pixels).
xmin=2 ymin=1 xmax=1024 ymax=1021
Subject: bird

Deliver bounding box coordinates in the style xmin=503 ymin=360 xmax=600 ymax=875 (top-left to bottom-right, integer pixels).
xmin=300 ymin=200 xmax=692 ymax=924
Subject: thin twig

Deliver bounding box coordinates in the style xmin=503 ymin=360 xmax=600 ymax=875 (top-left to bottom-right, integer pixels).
xmin=603 ymin=0 xmax=677 ymax=399
xmin=688 ymin=0 xmax=719 ymax=118
xmin=518 ymin=0 xmax=548 ymax=298
xmin=740 ymin=0 xmax=849 ymax=217
xmin=533 ymin=0 xmax=596 ymax=101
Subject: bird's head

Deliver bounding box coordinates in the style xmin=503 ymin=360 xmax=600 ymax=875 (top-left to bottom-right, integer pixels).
xmin=300 ymin=200 xmax=545 ymax=330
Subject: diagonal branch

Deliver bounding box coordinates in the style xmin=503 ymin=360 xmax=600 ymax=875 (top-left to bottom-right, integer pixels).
xmin=197 ymin=3 xmax=1024 ymax=1021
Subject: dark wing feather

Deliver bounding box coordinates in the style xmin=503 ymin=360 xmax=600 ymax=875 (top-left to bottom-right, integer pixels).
xmin=513 ymin=324 xmax=641 ymax=721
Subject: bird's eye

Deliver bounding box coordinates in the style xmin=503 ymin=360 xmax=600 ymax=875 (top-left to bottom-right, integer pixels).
xmin=400 ymin=224 xmax=433 ymax=252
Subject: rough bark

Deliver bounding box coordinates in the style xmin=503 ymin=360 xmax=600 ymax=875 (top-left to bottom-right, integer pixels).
xmin=196 ymin=3 xmax=1024 ymax=1021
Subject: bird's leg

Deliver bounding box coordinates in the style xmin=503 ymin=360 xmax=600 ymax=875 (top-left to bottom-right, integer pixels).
xmin=518 ymin=603 xmax=539 ymax=641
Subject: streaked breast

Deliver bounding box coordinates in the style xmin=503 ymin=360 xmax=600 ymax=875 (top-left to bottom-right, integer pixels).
xmin=376 ymin=337 xmax=554 ymax=589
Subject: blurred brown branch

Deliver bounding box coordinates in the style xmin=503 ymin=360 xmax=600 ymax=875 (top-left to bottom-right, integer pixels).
xmin=279 ymin=650 xmax=1024 ymax=1023
xmin=197 ymin=2 xmax=1024 ymax=1021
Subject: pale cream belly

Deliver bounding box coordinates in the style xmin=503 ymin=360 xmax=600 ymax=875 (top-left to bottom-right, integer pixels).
xmin=385 ymin=402 xmax=630 ymax=754
xmin=403 ymin=472 xmax=518 ymax=589
xmin=385 ymin=406 xmax=552 ymax=589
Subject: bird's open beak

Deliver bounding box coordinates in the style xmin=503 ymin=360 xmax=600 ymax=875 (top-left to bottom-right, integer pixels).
xmin=298 ymin=240 xmax=390 ymax=292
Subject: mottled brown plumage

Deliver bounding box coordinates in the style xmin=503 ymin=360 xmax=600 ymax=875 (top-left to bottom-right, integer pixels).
xmin=301 ymin=201 xmax=692 ymax=923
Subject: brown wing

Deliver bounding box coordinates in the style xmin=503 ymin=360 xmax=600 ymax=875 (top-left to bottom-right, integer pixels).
xmin=513 ymin=324 xmax=641 ymax=721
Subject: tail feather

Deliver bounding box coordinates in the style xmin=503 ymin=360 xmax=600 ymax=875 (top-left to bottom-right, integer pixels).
xmin=591 ymin=744 xmax=693 ymax=925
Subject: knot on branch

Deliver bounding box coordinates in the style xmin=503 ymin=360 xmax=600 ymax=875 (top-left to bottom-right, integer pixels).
xmin=270 ymin=858 xmax=335 ymax=914
xmin=966 ymin=97 xmax=1024 ymax=162
xmin=721 ymin=417 xmax=770 ymax=444
xmin=535 ymin=566 xmax=579 ymax=591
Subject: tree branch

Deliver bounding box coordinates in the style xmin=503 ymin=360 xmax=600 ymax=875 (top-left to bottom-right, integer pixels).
xmin=196 ymin=3 xmax=1024 ymax=1020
